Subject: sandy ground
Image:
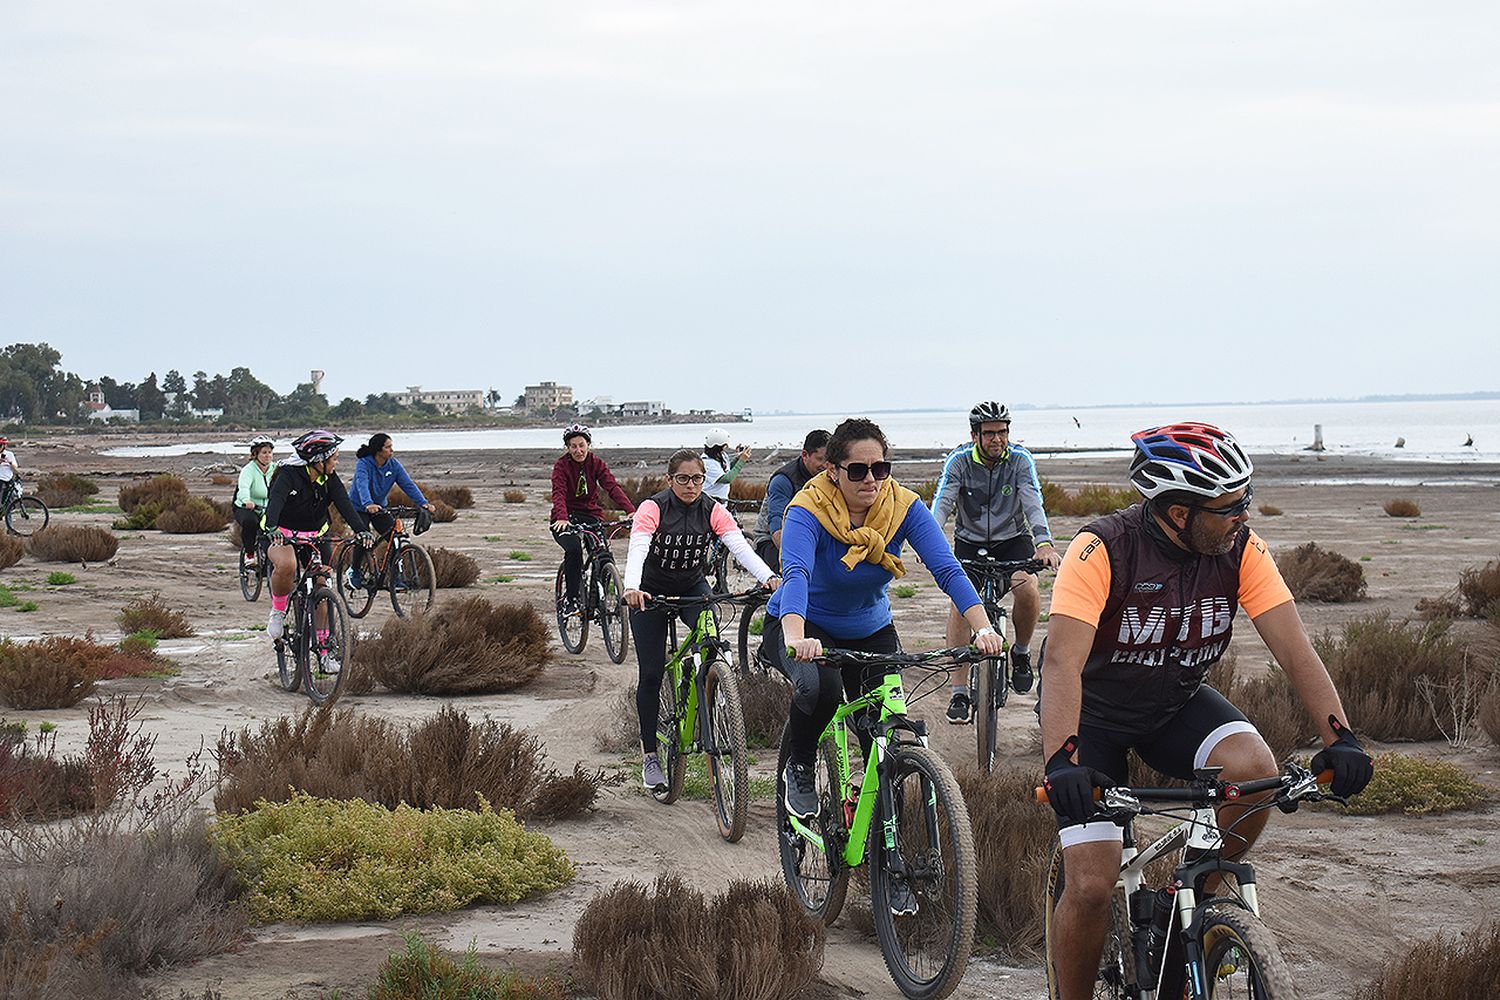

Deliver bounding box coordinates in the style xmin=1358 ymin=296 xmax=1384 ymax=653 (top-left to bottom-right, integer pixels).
xmin=4 ymin=438 xmax=1498 ymax=999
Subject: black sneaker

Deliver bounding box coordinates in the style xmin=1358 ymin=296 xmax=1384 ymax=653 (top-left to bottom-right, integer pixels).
xmin=887 ymin=878 xmax=919 ymax=917
xmin=945 ymin=690 xmax=973 ymax=725
xmin=1011 ymin=649 xmax=1034 ymax=694
xmin=782 ymin=761 xmax=818 ymax=820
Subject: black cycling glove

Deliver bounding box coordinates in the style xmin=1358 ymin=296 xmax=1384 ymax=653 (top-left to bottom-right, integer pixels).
xmin=1043 ymin=736 xmax=1111 ymax=826
xmin=1309 ymin=716 xmax=1373 ymax=798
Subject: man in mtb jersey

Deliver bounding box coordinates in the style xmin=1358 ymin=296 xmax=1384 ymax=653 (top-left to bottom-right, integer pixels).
xmin=1039 ymin=422 xmax=1373 ymax=1000
xmin=550 ymin=425 xmax=637 ymax=612
xmin=262 ymin=430 xmax=373 ymax=666
xmin=931 ymin=401 xmax=1060 ymax=723
xmin=749 ymin=428 xmax=830 ymax=572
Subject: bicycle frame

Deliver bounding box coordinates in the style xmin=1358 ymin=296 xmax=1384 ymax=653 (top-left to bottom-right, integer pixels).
xmin=661 ymin=606 xmax=727 ymax=756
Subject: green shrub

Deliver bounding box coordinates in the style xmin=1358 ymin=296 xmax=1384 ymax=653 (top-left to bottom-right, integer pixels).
xmin=893 ymin=584 xmax=916 ymax=598
xmin=45 ymin=572 xmax=75 ymax=586
xmin=1276 ymin=542 xmax=1366 ymax=602
xmin=508 ymin=550 xmax=532 ymax=561
xmin=210 ymin=792 xmax=575 ymax=922
xmin=909 ymin=478 xmax=937 ymax=504
xmin=1354 ymin=921 xmax=1500 ymax=1000
xmin=1333 ymin=751 xmax=1488 ymax=815
xmin=359 ymin=933 xmax=567 ymax=1000
xmin=118 ymin=592 xmax=194 ymax=638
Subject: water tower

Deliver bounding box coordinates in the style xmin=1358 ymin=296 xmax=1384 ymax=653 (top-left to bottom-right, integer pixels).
xmin=310 ymin=370 xmax=325 ymax=394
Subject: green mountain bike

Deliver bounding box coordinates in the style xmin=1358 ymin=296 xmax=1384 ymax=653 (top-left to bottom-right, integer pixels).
xmin=776 ymin=645 xmax=982 ymax=1000
xmin=647 ymin=589 xmax=766 ymax=843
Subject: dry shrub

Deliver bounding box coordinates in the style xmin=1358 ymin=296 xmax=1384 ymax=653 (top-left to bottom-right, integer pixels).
xmin=118 ymin=475 xmax=188 ymax=513
xmin=1040 ymin=481 xmax=1136 ymax=516
xmin=209 ymin=473 xmax=234 ymax=486
xmin=1258 ymin=504 xmax=1283 ymax=517
xmin=619 ymin=476 xmax=667 ymax=506
xmin=428 ymin=547 xmax=480 ymax=588
xmin=26 ymin=525 xmax=119 ymax=563
xmin=1383 ymin=498 xmax=1421 ymax=518
xmin=0 ymin=637 xmax=99 ymax=709
xmin=1316 ymin=613 xmax=1466 ymax=741
xmin=1276 ymin=542 xmax=1366 ymax=602
xmin=910 ymin=478 xmax=937 ymax=504
xmin=0 ymin=534 xmax=22 ymax=570
xmin=360 ymin=933 xmax=568 ymax=1000
xmin=118 ymin=593 xmax=194 ymax=638
xmin=1480 ymin=684 xmax=1500 ymax=747
xmin=214 ymin=706 xmax=599 ymax=820
xmin=728 ymin=478 xmax=766 ymax=502
xmin=0 ymin=729 xmax=95 ymax=821
xmin=738 ymin=672 xmax=789 ymax=749
xmin=957 ymin=765 xmax=1053 ymax=957
xmin=391 ymin=483 xmax=471 ymax=511
xmin=1353 ymin=921 xmax=1500 ymax=1000
xmin=430 ymin=499 xmax=459 ymax=522
xmin=1207 ymin=654 xmax=1318 ymax=761
xmin=35 ymin=473 xmax=99 ymax=508
xmin=361 ymin=596 xmax=550 ymax=694
xmin=595 ymin=687 xmax=641 ymax=753
xmin=155 ymin=498 xmax=229 ymax=534
xmin=1415 ymin=594 xmax=1463 ymax=620
xmin=503 ymin=489 xmax=526 ymax=504
xmin=327 ymin=502 xmax=352 ymax=537
xmin=1458 ymin=561 xmax=1500 ymax=618
xmin=572 ymin=875 xmax=823 ymax=1000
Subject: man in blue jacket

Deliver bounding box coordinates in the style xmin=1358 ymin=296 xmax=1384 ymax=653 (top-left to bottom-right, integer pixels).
xmin=750 ymin=428 xmax=830 ymax=571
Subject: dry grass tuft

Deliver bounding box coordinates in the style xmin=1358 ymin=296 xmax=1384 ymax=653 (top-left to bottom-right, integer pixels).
xmin=428 ymin=547 xmax=480 ymax=588
xmin=619 ymin=476 xmax=667 ymax=506
xmin=572 ymin=875 xmax=824 ymax=1000
xmin=1383 ymin=498 xmax=1421 ymax=518
xmin=737 ymin=672 xmax=790 ymax=749
xmin=1257 ymin=504 xmax=1283 ymax=516
xmin=728 ymin=478 xmax=766 ymax=503
xmin=1353 ymin=921 xmax=1500 ymax=1000
xmin=1040 ymin=481 xmax=1137 ymax=516
xmin=391 ymin=483 xmax=472 ymax=511
xmin=0 ymin=728 xmax=95 ymax=821
xmin=357 ymin=932 xmax=568 ymax=1000
xmin=0 ymin=637 xmax=99 ymax=709
xmin=1316 ymin=613 xmax=1466 ymax=741
xmin=26 ymin=526 xmax=119 ymax=563
xmin=361 ymin=596 xmax=550 ymax=694
xmin=503 ymin=489 xmax=526 ymax=504
xmin=1481 ymin=684 xmax=1500 ymax=747
xmin=957 ymin=765 xmax=1053 ymax=957
xmin=118 ymin=475 xmax=189 ymax=513
xmin=35 ymin=473 xmax=99 ymax=508
xmin=214 ymin=705 xmax=600 ymax=820
xmin=1458 ymin=560 xmax=1500 ymax=618
xmin=209 ymin=473 xmax=235 ymax=486
xmin=155 ymin=498 xmax=230 ymax=534
xmin=910 ymin=479 xmax=937 ymax=504
xmin=118 ymin=593 xmax=194 ymax=638
xmin=0 ymin=534 xmax=23 ymax=570
xmin=1276 ymin=542 xmax=1366 ymax=602
xmin=595 ymin=687 xmax=641 ymax=753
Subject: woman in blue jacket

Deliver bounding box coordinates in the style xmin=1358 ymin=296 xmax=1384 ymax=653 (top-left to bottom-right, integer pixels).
xmin=348 ymin=434 xmax=436 ymax=586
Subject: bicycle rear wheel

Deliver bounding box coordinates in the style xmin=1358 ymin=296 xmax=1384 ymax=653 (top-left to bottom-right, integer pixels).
xmin=869 ymin=744 xmax=977 ymax=1000
xmin=332 ymin=542 xmax=376 ymax=619
xmin=775 ymin=722 xmax=849 ymax=925
xmin=303 ymin=587 xmax=351 ymax=706
xmin=274 ymin=592 xmax=303 ymax=691
xmin=239 ymin=548 xmax=263 ymax=602
xmin=653 ymin=666 xmax=687 ymax=804
xmin=554 ymin=564 xmax=588 ymax=653
xmin=390 ymin=543 xmax=436 ymax=618
xmin=704 ymin=659 xmax=749 ymax=842
xmin=5 ymin=496 xmax=48 ymax=536
xmin=1197 ymin=901 xmax=1294 ymax=999
xmin=737 ymin=593 xmax=769 ymax=675
xmin=1043 ymin=842 xmax=1133 ymax=1000
xmin=597 ymin=559 xmax=629 ymax=664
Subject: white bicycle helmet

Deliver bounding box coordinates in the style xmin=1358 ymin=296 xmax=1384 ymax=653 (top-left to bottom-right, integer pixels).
xmin=1129 ymin=422 xmax=1253 ymax=500
xmin=704 ymin=427 xmax=731 ymax=449
xmin=968 ymin=401 xmax=1010 ymax=430
xmin=247 ymin=435 xmax=274 ymax=452
xmin=563 ymin=424 xmax=592 ymax=444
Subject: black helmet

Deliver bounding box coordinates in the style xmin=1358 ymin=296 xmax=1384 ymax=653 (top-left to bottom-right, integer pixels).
xmin=291 ymin=429 xmax=342 ymax=464
xmin=968 ymin=401 xmax=1010 ymax=430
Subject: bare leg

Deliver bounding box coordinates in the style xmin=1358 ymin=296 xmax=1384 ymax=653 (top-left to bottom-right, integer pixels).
xmin=1052 ymin=838 xmax=1124 ymax=1000
xmin=1204 ymin=731 xmax=1278 ymax=888
xmin=268 ymin=544 xmax=296 ymax=598
xmin=1010 ymin=571 xmax=1040 ymax=647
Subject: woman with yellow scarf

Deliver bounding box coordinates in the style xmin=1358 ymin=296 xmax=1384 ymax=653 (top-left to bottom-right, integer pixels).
xmin=762 ymin=418 xmax=1005 ymax=822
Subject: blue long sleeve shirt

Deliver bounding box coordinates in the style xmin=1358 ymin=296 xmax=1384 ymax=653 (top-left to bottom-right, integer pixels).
xmin=349 ymin=455 xmax=427 ymax=509
xmin=766 ymin=501 xmax=983 ymax=640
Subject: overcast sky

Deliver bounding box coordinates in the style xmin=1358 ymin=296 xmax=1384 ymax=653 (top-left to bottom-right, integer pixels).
xmin=2 ymin=2 xmax=1496 ymax=413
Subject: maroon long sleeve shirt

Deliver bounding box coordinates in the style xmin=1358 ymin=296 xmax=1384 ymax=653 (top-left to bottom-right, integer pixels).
xmin=550 ymin=453 xmax=636 ymax=522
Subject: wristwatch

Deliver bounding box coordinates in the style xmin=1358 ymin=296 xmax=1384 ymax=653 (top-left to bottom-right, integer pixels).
xmin=974 ymin=626 xmax=997 ymax=639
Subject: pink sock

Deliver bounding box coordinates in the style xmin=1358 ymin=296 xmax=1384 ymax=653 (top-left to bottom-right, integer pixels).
xmin=272 ymin=594 xmax=289 ymax=612
xmin=316 ymin=629 xmax=330 ymax=644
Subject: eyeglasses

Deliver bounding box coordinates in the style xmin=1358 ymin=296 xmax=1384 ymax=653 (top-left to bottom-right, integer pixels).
xmin=1184 ymin=484 xmax=1254 ymax=519
xmin=835 ymin=460 xmax=892 ymax=482
xmin=671 ymin=473 xmax=707 ymax=486
xmin=979 ymin=429 xmax=1009 ymax=439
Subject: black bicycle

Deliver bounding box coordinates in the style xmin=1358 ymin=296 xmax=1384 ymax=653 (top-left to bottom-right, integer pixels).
xmin=706 ymin=498 xmax=762 ymax=595
xmin=272 ymin=538 xmax=356 ymax=706
xmin=958 ymin=555 xmax=1047 ymax=773
xmin=239 ymin=519 xmax=270 ymax=602
xmin=333 ymin=506 xmax=436 ymax=619
xmin=2 ymin=484 xmax=48 ymax=537
xmin=554 ymin=519 xmax=630 ymax=664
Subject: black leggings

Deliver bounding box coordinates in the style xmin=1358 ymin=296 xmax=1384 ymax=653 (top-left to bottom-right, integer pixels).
xmin=763 ymin=616 xmax=901 ymax=767
xmin=232 ymin=506 xmax=262 ymax=556
xmin=551 ymin=515 xmax=601 ymax=600
xmin=631 ymin=579 xmax=713 ymax=753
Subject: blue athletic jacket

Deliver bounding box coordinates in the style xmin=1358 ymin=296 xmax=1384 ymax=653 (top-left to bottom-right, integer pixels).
xmin=349 ymin=455 xmax=427 ymax=509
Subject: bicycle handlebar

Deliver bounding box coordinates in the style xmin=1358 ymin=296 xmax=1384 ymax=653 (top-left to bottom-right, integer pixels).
xmin=958 ymin=556 xmax=1050 ymax=576
xmin=1032 ymin=766 xmax=1335 ymax=806
xmin=641 ymin=587 xmax=771 ymax=610
xmin=801 ymin=645 xmax=987 ymax=668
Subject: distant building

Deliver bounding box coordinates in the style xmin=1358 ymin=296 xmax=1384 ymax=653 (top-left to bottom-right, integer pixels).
xmin=162 ymin=392 xmax=223 ymax=420
xmin=619 ymin=400 xmax=665 ymax=418
xmin=85 ymin=382 xmax=141 ymax=423
xmin=524 ymin=381 xmax=574 ymax=412
xmin=395 ymin=386 xmax=485 ymax=415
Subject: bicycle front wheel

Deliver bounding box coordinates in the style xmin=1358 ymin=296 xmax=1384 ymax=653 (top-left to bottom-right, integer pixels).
xmin=704 ymin=659 xmax=749 ymax=843
xmin=653 ymin=666 xmax=687 ymax=804
xmin=597 ymin=559 xmax=629 ymax=664
xmin=974 ymin=655 xmax=1000 ymax=773
xmin=869 ymin=744 xmax=977 ymax=1000
xmin=5 ymin=496 xmax=48 ymax=536
xmin=737 ymin=593 xmax=768 ymax=676
xmin=390 ymin=543 xmax=435 ymax=618
xmin=554 ymin=564 xmax=588 ymax=653
xmin=775 ymin=722 xmax=849 ymax=925
xmin=239 ymin=548 xmax=263 ymax=602
xmin=304 ymin=587 xmax=351 ymax=706
xmin=1197 ymin=901 xmax=1295 ymax=999
xmin=1043 ymin=842 xmax=1132 ymax=1000
xmin=332 ymin=543 xmax=375 ymax=619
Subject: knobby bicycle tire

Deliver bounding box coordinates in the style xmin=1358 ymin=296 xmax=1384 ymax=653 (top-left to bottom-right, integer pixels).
xmin=4 ymin=496 xmax=48 ymax=537
xmin=775 ymin=722 xmax=849 ymax=925
xmin=597 ymin=558 xmax=629 ymax=664
xmin=332 ymin=543 xmax=377 ymax=619
xmin=390 ymin=543 xmax=436 ymax=618
xmin=704 ymin=659 xmax=749 ymax=843
xmin=303 ymin=586 xmax=350 ymax=706
xmin=737 ymin=593 xmax=769 ymax=676
xmin=239 ymin=548 xmax=263 ymax=602
xmin=974 ymin=655 xmax=999 ymax=773
xmin=554 ymin=563 xmax=588 ymax=654
xmin=1043 ymin=842 xmax=1133 ymax=1000
xmin=1197 ymin=901 xmax=1296 ymax=999
xmin=653 ymin=666 xmax=687 ymax=804
xmin=275 ymin=590 xmax=304 ymax=692
xmin=869 ymin=744 xmax=977 ymax=1000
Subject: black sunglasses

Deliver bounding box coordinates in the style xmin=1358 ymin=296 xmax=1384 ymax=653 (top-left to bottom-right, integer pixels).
xmin=835 ymin=460 xmax=892 ymax=482
xmin=1183 ymin=484 xmax=1254 ymax=519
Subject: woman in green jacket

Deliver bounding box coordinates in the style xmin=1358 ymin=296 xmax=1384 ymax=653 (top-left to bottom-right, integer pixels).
xmin=234 ymin=436 xmax=277 ymax=564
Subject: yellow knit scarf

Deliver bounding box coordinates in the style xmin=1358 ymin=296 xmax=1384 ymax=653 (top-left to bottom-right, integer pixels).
xmin=787 ymin=472 xmax=921 ymax=579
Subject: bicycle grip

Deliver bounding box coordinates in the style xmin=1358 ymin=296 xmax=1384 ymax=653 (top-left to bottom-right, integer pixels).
xmin=1033 ymin=786 xmax=1103 ymax=804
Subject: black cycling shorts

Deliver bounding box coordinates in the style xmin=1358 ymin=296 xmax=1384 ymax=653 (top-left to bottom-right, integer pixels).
xmin=955 ymin=535 xmax=1035 ymax=599
xmin=1057 ymin=684 xmax=1259 ymax=846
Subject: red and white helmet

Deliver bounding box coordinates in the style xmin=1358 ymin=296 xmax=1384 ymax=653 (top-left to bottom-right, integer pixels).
xmin=1128 ymin=422 xmax=1253 ymax=500
xmin=291 ymin=429 xmax=342 ymax=464
xmin=563 ymin=424 xmax=591 ymax=444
